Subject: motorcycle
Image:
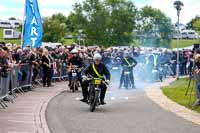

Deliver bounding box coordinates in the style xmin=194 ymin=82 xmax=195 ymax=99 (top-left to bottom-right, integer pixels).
xmin=152 ymin=66 xmax=163 ymax=82
xmin=85 ymin=76 xmax=108 ymax=112
xmin=111 ymin=65 xmax=121 ymax=82
xmin=70 ymin=65 xmax=81 ymax=93
xmin=122 ymin=66 xmax=132 ymax=89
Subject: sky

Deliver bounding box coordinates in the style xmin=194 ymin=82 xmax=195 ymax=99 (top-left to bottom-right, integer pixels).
xmin=0 ymin=0 xmax=200 ymax=24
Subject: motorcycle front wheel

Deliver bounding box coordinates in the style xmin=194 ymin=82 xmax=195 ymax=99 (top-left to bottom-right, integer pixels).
xmin=124 ymin=75 xmax=129 ymax=89
xmin=90 ymin=90 xmax=100 ymax=112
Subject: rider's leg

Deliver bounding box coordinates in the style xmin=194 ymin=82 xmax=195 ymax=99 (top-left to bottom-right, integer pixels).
xmin=68 ymin=72 xmax=72 ymax=87
xmin=119 ymin=70 xmax=124 ymax=88
xmin=42 ymin=69 xmax=47 ymax=87
xmin=77 ymin=72 xmax=82 ymax=90
xmin=81 ymin=81 xmax=89 ymax=101
xmin=100 ymin=84 xmax=107 ymax=104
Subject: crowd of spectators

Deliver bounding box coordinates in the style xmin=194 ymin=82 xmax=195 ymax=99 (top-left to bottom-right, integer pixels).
xmin=0 ymin=42 xmax=195 ymax=87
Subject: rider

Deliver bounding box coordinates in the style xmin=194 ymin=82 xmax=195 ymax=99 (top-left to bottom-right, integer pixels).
xmin=68 ymin=48 xmax=84 ymax=89
xmin=119 ymin=51 xmax=137 ymax=89
xmin=81 ymin=53 xmax=111 ymax=105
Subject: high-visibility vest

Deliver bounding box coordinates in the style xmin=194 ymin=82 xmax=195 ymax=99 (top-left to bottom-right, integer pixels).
xmin=92 ymin=64 xmax=103 ymax=79
xmin=146 ymin=57 xmax=149 ymax=65
xmin=124 ymin=57 xmax=131 ymax=67
xmin=153 ymin=54 xmax=158 ymax=67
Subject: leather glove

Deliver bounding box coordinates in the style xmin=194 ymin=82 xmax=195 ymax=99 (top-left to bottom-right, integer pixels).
xmin=105 ymin=80 xmax=110 ymax=85
xmin=82 ymin=75 xmax=87 ymax=81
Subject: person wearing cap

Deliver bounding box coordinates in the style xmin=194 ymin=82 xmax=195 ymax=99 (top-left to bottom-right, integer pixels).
xmin=68 ymin=48 xmax=84 ymax=89
xmin=119 ymin=51 xmax=137 ymax=89
xmin=81 ymin=53 xmax=111 ymax=105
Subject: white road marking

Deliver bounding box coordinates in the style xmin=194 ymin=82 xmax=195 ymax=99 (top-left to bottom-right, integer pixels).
xmin=8 ymin=131 xmax=28 ymax=133
xmin=76 ymin=97 xmax=81 ymax=100
xmin=110 ymin=97 xmax=116 ymax=100
xmin=124 ymin=97 xmax=129 ymax=100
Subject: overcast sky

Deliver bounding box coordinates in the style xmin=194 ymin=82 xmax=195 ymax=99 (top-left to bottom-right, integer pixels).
xmin=0 ymin=0 xmax=200 ymax=24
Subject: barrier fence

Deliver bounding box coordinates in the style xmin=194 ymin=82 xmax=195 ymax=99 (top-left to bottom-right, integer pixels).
xmin=0 ymin=62 xmax=68 ymax=109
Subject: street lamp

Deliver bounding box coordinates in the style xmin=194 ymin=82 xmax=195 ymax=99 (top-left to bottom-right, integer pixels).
xmin=78 ymin=29 xmax=83 ymax=47
xmin=174 ymin=0 xmax=184 ymax=80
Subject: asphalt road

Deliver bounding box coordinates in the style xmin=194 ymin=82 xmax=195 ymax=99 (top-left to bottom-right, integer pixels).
xmin=46 ymin=84 xmax=200 ymax=133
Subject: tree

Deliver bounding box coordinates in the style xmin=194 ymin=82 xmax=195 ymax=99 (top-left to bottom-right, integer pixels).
xmin=136 ymin=6 xmax=173 ymax=48
xmin=82 ymin=0 xmax=109 ymax=45
xmin=187 ymin=16 xmax=200 ymax=32
xmin=67 ymin=0 xmax=137 ymax=46
xmin=105 ymin=0 xmax=137 ymax=45
xmin=42 ymin=14 xmax=67 ymax=43
xmin=8 ymin=17 xmax=16 ymax=20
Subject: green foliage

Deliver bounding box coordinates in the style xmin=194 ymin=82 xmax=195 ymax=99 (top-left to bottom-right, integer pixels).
xmin=105 ymin=0 xmax=137 ymax=46
xmin=67 ymin=0 xmax=137 ymax=46
xmin=162 ymin=78 xmax=200 ymax=113
xmin=64 ymin=39 xmax=74 ymax=45
xmin=42 ymin=13 xmax=67 ymax=43
xmin=136 ymin=6 xmax=174 ymax=48
xmin=171 ymin=39 xmax=200 ymax=48
xmin=40 ymin=0 xmax=174 ymax=47
xmin=187 ymin=16 xmax=200 ymax=32
xmin=193 ymin=18 xmax=200 ymax=32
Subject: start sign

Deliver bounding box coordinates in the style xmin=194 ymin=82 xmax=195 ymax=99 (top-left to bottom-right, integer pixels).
xmin=22 ymin=0 xmax=43 ymax=48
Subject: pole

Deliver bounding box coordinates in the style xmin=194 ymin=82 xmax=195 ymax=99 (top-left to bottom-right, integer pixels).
xmin=176 ymin=10 xmax=180 ymax=80
xmin=78 ymin=33 xmax=81 ymax=48
xmin=21 ymin=0 xmax=26 ymax=48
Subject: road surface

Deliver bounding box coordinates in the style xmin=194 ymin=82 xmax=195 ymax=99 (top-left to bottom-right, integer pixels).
xmin=46 ymin=83 xmax=200 ymax=133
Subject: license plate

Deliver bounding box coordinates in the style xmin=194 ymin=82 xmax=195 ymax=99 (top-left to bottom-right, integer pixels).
xmin=72 ymin=73 xmax=77 ymax=77
xmin=124 ymin=71 xmax=130 ymax=75
xmin=94 ymin=79 xmax=101 ymax=85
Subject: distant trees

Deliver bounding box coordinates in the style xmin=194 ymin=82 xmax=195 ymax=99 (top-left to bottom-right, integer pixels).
xmin=8 ymin=17 xmax=17 ymax=20
xmin=42 ymin=13 xmax=67 ymax=43
xmin=187 ymin=16 xmax=200 ymax=32
xmin=42 ymin=0 xmax=173 ymax=47
xmin=136 ymin=6 xmax=174 ymax=48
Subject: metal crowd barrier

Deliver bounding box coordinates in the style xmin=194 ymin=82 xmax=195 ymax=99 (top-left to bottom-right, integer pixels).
xmin=0 ymin=71 xmax=10 ymax=108
xmin=52 ymin=62 xmax=68 ymax=80
xmin=34 ymin=67 xmax=43 ymax=86
xmin=19 ymin=64 xmax=32 ymax=88
xmin=0 ymin=64 xmax=32 ymax=109
xmin=0 ymin=62 xmax=69 ymax=109
xmin=12 ymin=65 xmax=24 ymax=95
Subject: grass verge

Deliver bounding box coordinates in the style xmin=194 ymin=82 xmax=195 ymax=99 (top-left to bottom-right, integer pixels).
xmin=171 ymin=39 xmax=200 ymax=49
xmin=162 ymin=78 xmax=200 ymax=113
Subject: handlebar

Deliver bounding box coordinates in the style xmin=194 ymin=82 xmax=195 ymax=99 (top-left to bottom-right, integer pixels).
xmin=83 ymin=75 xmax=109 ymax=85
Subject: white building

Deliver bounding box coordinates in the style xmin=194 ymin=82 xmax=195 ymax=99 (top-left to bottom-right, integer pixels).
xmin=0 ymin=19 xmax=22 ymax=28
xmin=0 ymin=20 xmax=12 ymax=28
xmin=3 ymin=29 xmax=21 ymax=39
xmin=9 ymin=19 xmax=22 ymax=28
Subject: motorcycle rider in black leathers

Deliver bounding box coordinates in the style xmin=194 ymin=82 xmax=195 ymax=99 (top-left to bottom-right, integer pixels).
xmin=119 ymin=51 xmax=137 ymax=89
xmin=81 ymin=53 xmax=111 ymax=105
xmin=68 ymin=49 xmax=84 ymax=90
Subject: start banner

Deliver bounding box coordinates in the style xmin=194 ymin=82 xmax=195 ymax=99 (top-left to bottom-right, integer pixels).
xmin=22 ymin=0 xmax=43 ymax=48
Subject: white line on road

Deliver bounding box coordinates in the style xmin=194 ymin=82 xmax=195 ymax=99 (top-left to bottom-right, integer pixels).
xmin=124 ymin=97 xmax=129 ymax=100
xmin=110 ymin=97 xmax=116 ymax=100
xmin=76 ymin=97 xmax=81 ymax=100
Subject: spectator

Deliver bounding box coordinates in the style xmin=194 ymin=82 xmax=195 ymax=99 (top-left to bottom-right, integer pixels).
xmin=42 ymin=49 xmax=52 ymax=87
